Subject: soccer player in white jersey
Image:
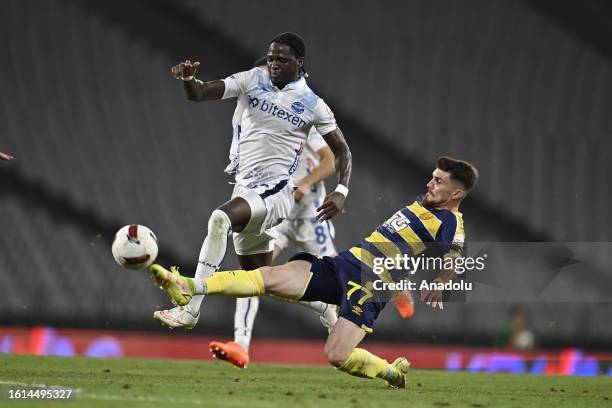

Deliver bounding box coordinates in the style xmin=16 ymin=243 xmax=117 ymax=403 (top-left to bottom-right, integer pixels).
xmin=208 ymin=58 xmax=338 ymax=368
xmin=154 ymin=33 xmax=352 ymax=335
xmin=211 ymin=126 xmax=339 ymax=368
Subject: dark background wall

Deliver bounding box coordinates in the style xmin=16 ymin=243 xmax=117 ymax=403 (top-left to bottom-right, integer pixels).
xmin=1 ymin=0 xmax=610 ymax=349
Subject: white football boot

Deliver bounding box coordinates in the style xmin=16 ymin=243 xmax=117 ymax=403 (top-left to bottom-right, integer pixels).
xmin=153 ymin=305 xmax=199 ymax=330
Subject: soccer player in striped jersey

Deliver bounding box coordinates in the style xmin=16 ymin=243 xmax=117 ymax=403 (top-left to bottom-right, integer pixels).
xmin=150 ymin=156 xmax=478 ymax=388
xmin=153 ymin=33 xmax=352 ymax=333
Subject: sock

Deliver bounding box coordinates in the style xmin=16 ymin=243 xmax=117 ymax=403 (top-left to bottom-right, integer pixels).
xmin=186 ymin=209 xmax=231 ymax=313
xmin=273 ymin=296 xmax=329 ymax=316
xmin=297 ymin=301 xmax=328 ymax=315
xmin=337 ymin=348 xmax=389 ymax=379
xmin=202 ymin=269 xmax=265 ymax=297
xmin=233 ymin=297 xmax=260 ymax=352
xmin=382 ymin=364 xmax=399 ymax=382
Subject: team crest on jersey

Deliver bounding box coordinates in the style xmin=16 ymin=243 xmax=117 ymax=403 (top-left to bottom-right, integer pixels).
xmin=351 ymin=306 xmax=363 ymax=316
xmin=291 ymin=101 xmax=305 ymax=114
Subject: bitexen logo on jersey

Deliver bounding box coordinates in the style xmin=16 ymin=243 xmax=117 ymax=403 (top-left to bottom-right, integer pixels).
xmin=248 ymin=95 xmax=306 ymax=128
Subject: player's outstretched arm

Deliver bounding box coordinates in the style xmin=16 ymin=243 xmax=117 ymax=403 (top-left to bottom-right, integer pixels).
xmin=170 ymin=60 xmax=225 ymax=102
xmin=295 ymin=145 xmax=335 ymax=202
xmin=318 ymin=127 xmax=352 ymax=221
xmin=420 ymin=264 xmax=458 ymax=310
xmin=0 ymin=152 xmax=14 ymax=161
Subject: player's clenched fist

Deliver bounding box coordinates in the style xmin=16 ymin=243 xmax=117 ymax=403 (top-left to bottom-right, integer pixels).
xmin=171 ymin=60 xmax=200 ymax=80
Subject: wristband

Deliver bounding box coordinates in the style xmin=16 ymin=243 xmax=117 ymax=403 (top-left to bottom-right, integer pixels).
xmin=181 ymin=76 xmax=194 ymax=82
xmin=334 ymin=184 xmax=349 ymax=197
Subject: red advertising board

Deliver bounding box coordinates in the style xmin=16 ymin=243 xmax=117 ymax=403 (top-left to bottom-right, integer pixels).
xmin=0 ymin=327 xmax=610 ymax=376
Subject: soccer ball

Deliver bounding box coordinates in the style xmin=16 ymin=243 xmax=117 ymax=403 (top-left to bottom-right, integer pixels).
xmin=111 ymin=224 xmax=158 ymax=270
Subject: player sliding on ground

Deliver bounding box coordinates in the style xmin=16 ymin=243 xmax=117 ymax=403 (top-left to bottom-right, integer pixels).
xmin=150 ymin=157 xmax=478 ymax=388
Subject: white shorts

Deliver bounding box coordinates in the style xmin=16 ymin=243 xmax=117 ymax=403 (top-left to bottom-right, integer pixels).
xmin=231 ymin=180 xmax=294 ymax=255
xmin=274 ymin=217 xmax=337 ymax=257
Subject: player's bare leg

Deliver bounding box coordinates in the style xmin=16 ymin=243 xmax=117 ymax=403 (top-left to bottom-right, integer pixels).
xmin=150 ymin=260 xmax=313 ymax=305
xmin=209 ymin=252 xmax=271 ymax=369
xmin=325 ymin=318 xmax=410 ymax=388
xmin=271 ymin=244 xmax=337 ymax=331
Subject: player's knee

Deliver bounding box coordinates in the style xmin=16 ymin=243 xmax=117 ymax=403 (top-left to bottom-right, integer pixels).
xmin=324 ymin=344 xmax=350 ymax=367
xmin=208 ymin=209 xmax=231 ymax=237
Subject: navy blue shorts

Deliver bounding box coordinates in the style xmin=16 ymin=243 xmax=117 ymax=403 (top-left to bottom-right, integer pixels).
xmin=289 ymin=252 xmax=387 ymax=333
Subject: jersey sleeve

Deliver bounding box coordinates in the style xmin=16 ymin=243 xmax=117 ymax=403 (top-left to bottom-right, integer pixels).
xmin=312 ymin=98 xmax=338 ymax=136
xmin=436 ymin=214 xmax=465 ymax=260
xmin=222 ymin=68 xmax=258 ymax=99
xmin=306 ymin=128 xmax=328 ymax=152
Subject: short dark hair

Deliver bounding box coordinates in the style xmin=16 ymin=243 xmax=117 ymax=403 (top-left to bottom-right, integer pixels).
xmin=269 ymin=32 xmax=306 ymax=58
xmin=436 ymin=156 xmax=479 ymax=193
xmin=253 ymin=56 xmax=268 ymax=67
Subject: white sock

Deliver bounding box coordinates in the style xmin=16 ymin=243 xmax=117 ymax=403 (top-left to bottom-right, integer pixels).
xmin=186 ymin=209 xmax=230 ymax=313
xmin=191 ymin=278 xmax=205 ymax=294
xmin=382 ymin=364 xmax=398 ymax=381
xmin=234 ymin=297 xmax=259 ymax=352
xmin=297 ymin=301 xmax=329 ymax=316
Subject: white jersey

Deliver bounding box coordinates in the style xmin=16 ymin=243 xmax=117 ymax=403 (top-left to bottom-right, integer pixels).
xmin=224 ymin=94 xmax=249 ymax=175
xmin=222 ymin=67 xmax=337 ymax=187
xmin=288 ymin=128 xmax=329 ymax=219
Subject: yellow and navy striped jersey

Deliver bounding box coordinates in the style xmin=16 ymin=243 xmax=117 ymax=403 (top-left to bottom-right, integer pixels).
xmin=338 ymin=196 xmax=465 ymax=280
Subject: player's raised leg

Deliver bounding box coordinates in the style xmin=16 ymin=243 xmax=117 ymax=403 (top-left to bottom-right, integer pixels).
xmin=325 ymin=317 xmax=410 ymax=388
xmin=153 ymin=197 xmax=252 ymax=328
xmin=150 ymin=259 xmax=314 ymax=305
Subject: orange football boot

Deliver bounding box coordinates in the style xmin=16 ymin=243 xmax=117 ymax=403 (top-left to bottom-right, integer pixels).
xmin=209 ymin=341 xmax=250 ymax=369
xmin=393 ymin=289 xmax=415 ymax=319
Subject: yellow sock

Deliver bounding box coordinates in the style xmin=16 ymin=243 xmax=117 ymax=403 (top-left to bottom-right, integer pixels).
xmin=204 ymin=269 xmax=265 ymax=297
xmin=337 ymin=348 xmax=389 ymax=379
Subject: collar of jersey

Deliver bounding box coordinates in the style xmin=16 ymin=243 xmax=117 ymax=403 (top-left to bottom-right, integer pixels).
xmin=271 ymin=75 xmax=306 ymax=92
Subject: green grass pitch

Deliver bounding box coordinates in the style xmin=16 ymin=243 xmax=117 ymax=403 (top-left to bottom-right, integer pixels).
xmin=0 ymin=355 xmax=610 ymax=407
